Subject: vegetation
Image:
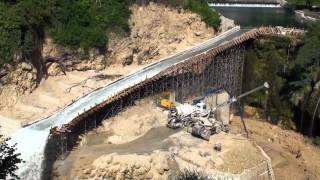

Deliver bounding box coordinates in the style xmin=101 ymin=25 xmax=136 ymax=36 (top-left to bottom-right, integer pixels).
xmin=135 ymin=0 xmax=221 ymax=31
xmin=0 ymin=131 xmax=24 ymax=179
xmin=286 ymin=0 xmax=320 ymax=7
xmin=0 ymin=0 xmax=131 ymax=70
xmin=183 ymin=0 xmax=221 ymax=31
xmin=49 ymin=0 xmax=130 ymax=51
xmin=177 ymin=169 xmax=210 ymax=180
xmin=243 ymin=23 xmax=320 ymax=136
xmin=313 ymin=136 xmax=320 ymax=147
xmin=0 ymin=0 xmax=220 ymax=76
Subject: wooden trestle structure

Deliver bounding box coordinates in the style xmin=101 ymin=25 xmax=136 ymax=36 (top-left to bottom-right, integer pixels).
xmin=41 ymin=27 xmax=303 ymax=178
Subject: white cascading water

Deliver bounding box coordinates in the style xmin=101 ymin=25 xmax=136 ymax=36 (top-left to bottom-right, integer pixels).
xmin=208 ymin=3 xmax=281 ymax=8
xmin=7 ymin=128 xmax=50 ymax=180
xmin=4 ymin=27 xmax=244 ymax=180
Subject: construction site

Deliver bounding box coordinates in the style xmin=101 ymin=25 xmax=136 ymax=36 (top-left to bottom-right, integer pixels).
xmin=40 ymin=27 xmax=307 ymax=180
xmin=5 ymin=26 xmax=316 ymax=180
xmin=52 ymin=84 xmax=275 ymax=180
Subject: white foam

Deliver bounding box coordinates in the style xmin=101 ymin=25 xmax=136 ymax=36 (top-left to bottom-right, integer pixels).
xmin=208 ymin=3 xmax=281 ymax=8
xmin=7 ymin=128 xmax=49 ymax=179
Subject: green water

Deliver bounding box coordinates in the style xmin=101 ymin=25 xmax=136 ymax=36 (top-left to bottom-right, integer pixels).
xmin=214 ymin=7 xmax=306 ymax=28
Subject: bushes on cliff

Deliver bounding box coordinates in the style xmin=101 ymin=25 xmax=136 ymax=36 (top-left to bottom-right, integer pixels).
xmin=0 ymin=0 xmax=130 ymax=69
xmin=49 ymin=0 xmax=130 ymax=51
xmin=183 ymin=0 xmax=221 ymax=31
xmin=134 ymin=0 xmax=221 ymax=31
xmin=0 ymin=0 xmax=51 ymax=68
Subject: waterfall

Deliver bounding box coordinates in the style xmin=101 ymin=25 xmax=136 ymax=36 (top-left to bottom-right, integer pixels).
xmin=208 ymin=3 xmax=281 ymax=8
xmin=7 ymin=128 xmax=50 ymax=179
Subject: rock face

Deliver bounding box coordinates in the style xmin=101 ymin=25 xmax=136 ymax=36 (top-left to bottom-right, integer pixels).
xmin=0 ymin=2 xmax=219 ymax=96
xmin=42 ymin=38 xmax=107 ymax=76
xmin=107 ymin=2 xmax=216 ymax=65
xmin=0 ymin=62 xmax=37 ymax=93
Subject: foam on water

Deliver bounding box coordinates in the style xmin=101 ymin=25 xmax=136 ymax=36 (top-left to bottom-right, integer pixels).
xmin=7 ymin=128 xmax=50 ymax=179
xmin=208 ymin=3 xmax=281 ymax=8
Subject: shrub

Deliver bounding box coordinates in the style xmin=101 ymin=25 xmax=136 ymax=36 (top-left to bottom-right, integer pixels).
xmin=183 ymin=0 xmax=221 ymax=31
xmin=177 ymin=169 xmax=210 ymax=180
xmin=49 ymin=0 xmax=130 ymax=51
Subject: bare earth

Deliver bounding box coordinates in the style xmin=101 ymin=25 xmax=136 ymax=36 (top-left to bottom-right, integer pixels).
xmin=230 ymin=106 xmax=320 ymax=180
xmin=52 ymin=99 xmax=266 ymax=180
xmin=0 ymin=3 xmax=235 ymax=136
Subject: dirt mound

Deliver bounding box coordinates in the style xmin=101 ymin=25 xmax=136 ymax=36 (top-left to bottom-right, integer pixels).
xmin=53 ymin=100 xmax=267 ymax=180
xmin=107 ymin=2 xmax=216 ymax=65
xmin=230 ymin=106 xmax=320 ymax=180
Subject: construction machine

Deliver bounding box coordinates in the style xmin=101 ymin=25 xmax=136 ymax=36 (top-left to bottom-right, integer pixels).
xmin=157 ymin=92 xmax=175 ymax=109
xmin=159 ymin=99 xmax=174 ymax=109
xmin=167 ymin=82 xmax=270 ymax=140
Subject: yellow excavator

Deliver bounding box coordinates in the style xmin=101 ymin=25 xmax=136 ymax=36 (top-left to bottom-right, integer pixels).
xmin=157 ymin=92 xmax=174 ymax=109
xmin=159 ymin=98 xmax=174 ymax=109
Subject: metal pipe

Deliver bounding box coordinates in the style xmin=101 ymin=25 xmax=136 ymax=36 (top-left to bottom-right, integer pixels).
xmin=237 ymin=82 xmax=269 ymax=99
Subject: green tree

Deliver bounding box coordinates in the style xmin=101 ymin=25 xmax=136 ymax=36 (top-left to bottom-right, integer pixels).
xmin=0 ymin=0 xmax=52 ymax=79
xmin=183 ymin=0 xmax=220 ymax=31
xmin=49 ymin=0 xmax=130 ymax=51
xmin=0 ymin=131 xmax=24 ymax=179
xmin=243 ymin=37 xmax=294 ymax=124
xmin=287 ymin=23 xmax=320 ymax=135
xmin=243 ymin=22 xmax=320 ymax=136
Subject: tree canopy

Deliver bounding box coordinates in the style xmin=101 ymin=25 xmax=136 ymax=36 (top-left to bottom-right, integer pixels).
xmin=0 ymin=132 xmax=24 ymax=179
xmin=243 ymin=22 xmax=320 ymax=136
xmin=0 ymin=0 xmax=220 ymax=70
xmin=0 ymin=0 xmax=131 ymax=68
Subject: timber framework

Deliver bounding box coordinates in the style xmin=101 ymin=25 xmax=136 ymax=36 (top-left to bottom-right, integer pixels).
xmin=49 ymin=26 xmax=303 ymax=152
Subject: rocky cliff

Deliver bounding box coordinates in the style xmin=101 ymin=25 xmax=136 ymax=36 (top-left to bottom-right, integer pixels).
xmin=0 ymin=3 xmax=234 ymax=125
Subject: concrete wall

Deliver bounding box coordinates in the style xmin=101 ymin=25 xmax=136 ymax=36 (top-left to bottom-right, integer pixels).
xmin=205 ymin=90 xmax=230 ymax=125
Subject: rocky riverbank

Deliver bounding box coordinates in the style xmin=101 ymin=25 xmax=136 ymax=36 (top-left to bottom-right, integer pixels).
xmin=0 ymin=3 xmax=234 ymax=136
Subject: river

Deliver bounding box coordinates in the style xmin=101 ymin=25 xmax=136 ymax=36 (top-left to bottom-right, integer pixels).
xmin=212 ymin=6 xmax=305 ymax=28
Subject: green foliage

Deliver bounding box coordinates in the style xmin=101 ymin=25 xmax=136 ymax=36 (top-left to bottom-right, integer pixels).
xmin=183 ymin=0 xmax=221 ymax=31
xmin=177 ymin=169 xmax=210 ymax=180
xmin=313 ymin=136 xmax=320 ymax=147
xmin=0 ymin=0 xmax=131 ymax=69
xmin=0 ymin=1 xmax=21 ymax=67
xmin=0 ymin=0 xmax=52 ymax=68
xmin=243 ymin=22 xmax=320 ymax=135
xmin=0 ymin=133 xmax=24 ymax=179
xmin=286 ymin=0 xmax=320 ymax=6
xmin=49 ymin=0 xmax=130 ymax=50
xmin=135 ymin=0 xmax=221 ymax=31
xmin=243 ymin=37 xmax=294 ymax=123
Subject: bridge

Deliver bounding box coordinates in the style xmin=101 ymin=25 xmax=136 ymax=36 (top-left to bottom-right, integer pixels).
xmin=8 ymin=26 xmax=303 ymax=180
xmin=50 ymin=26 xmax=303 ymax=135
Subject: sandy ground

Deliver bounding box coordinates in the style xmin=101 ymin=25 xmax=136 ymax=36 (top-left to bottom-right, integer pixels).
xmin=0 ymin=3 xmax=235 ymax=136
xmin=230 ymin=107 xmax=320 ymax=180
xmin=52 ymin=99 xmax=266 ymax=180
xmin=0 ymin=64 xmax=140 ymax=136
